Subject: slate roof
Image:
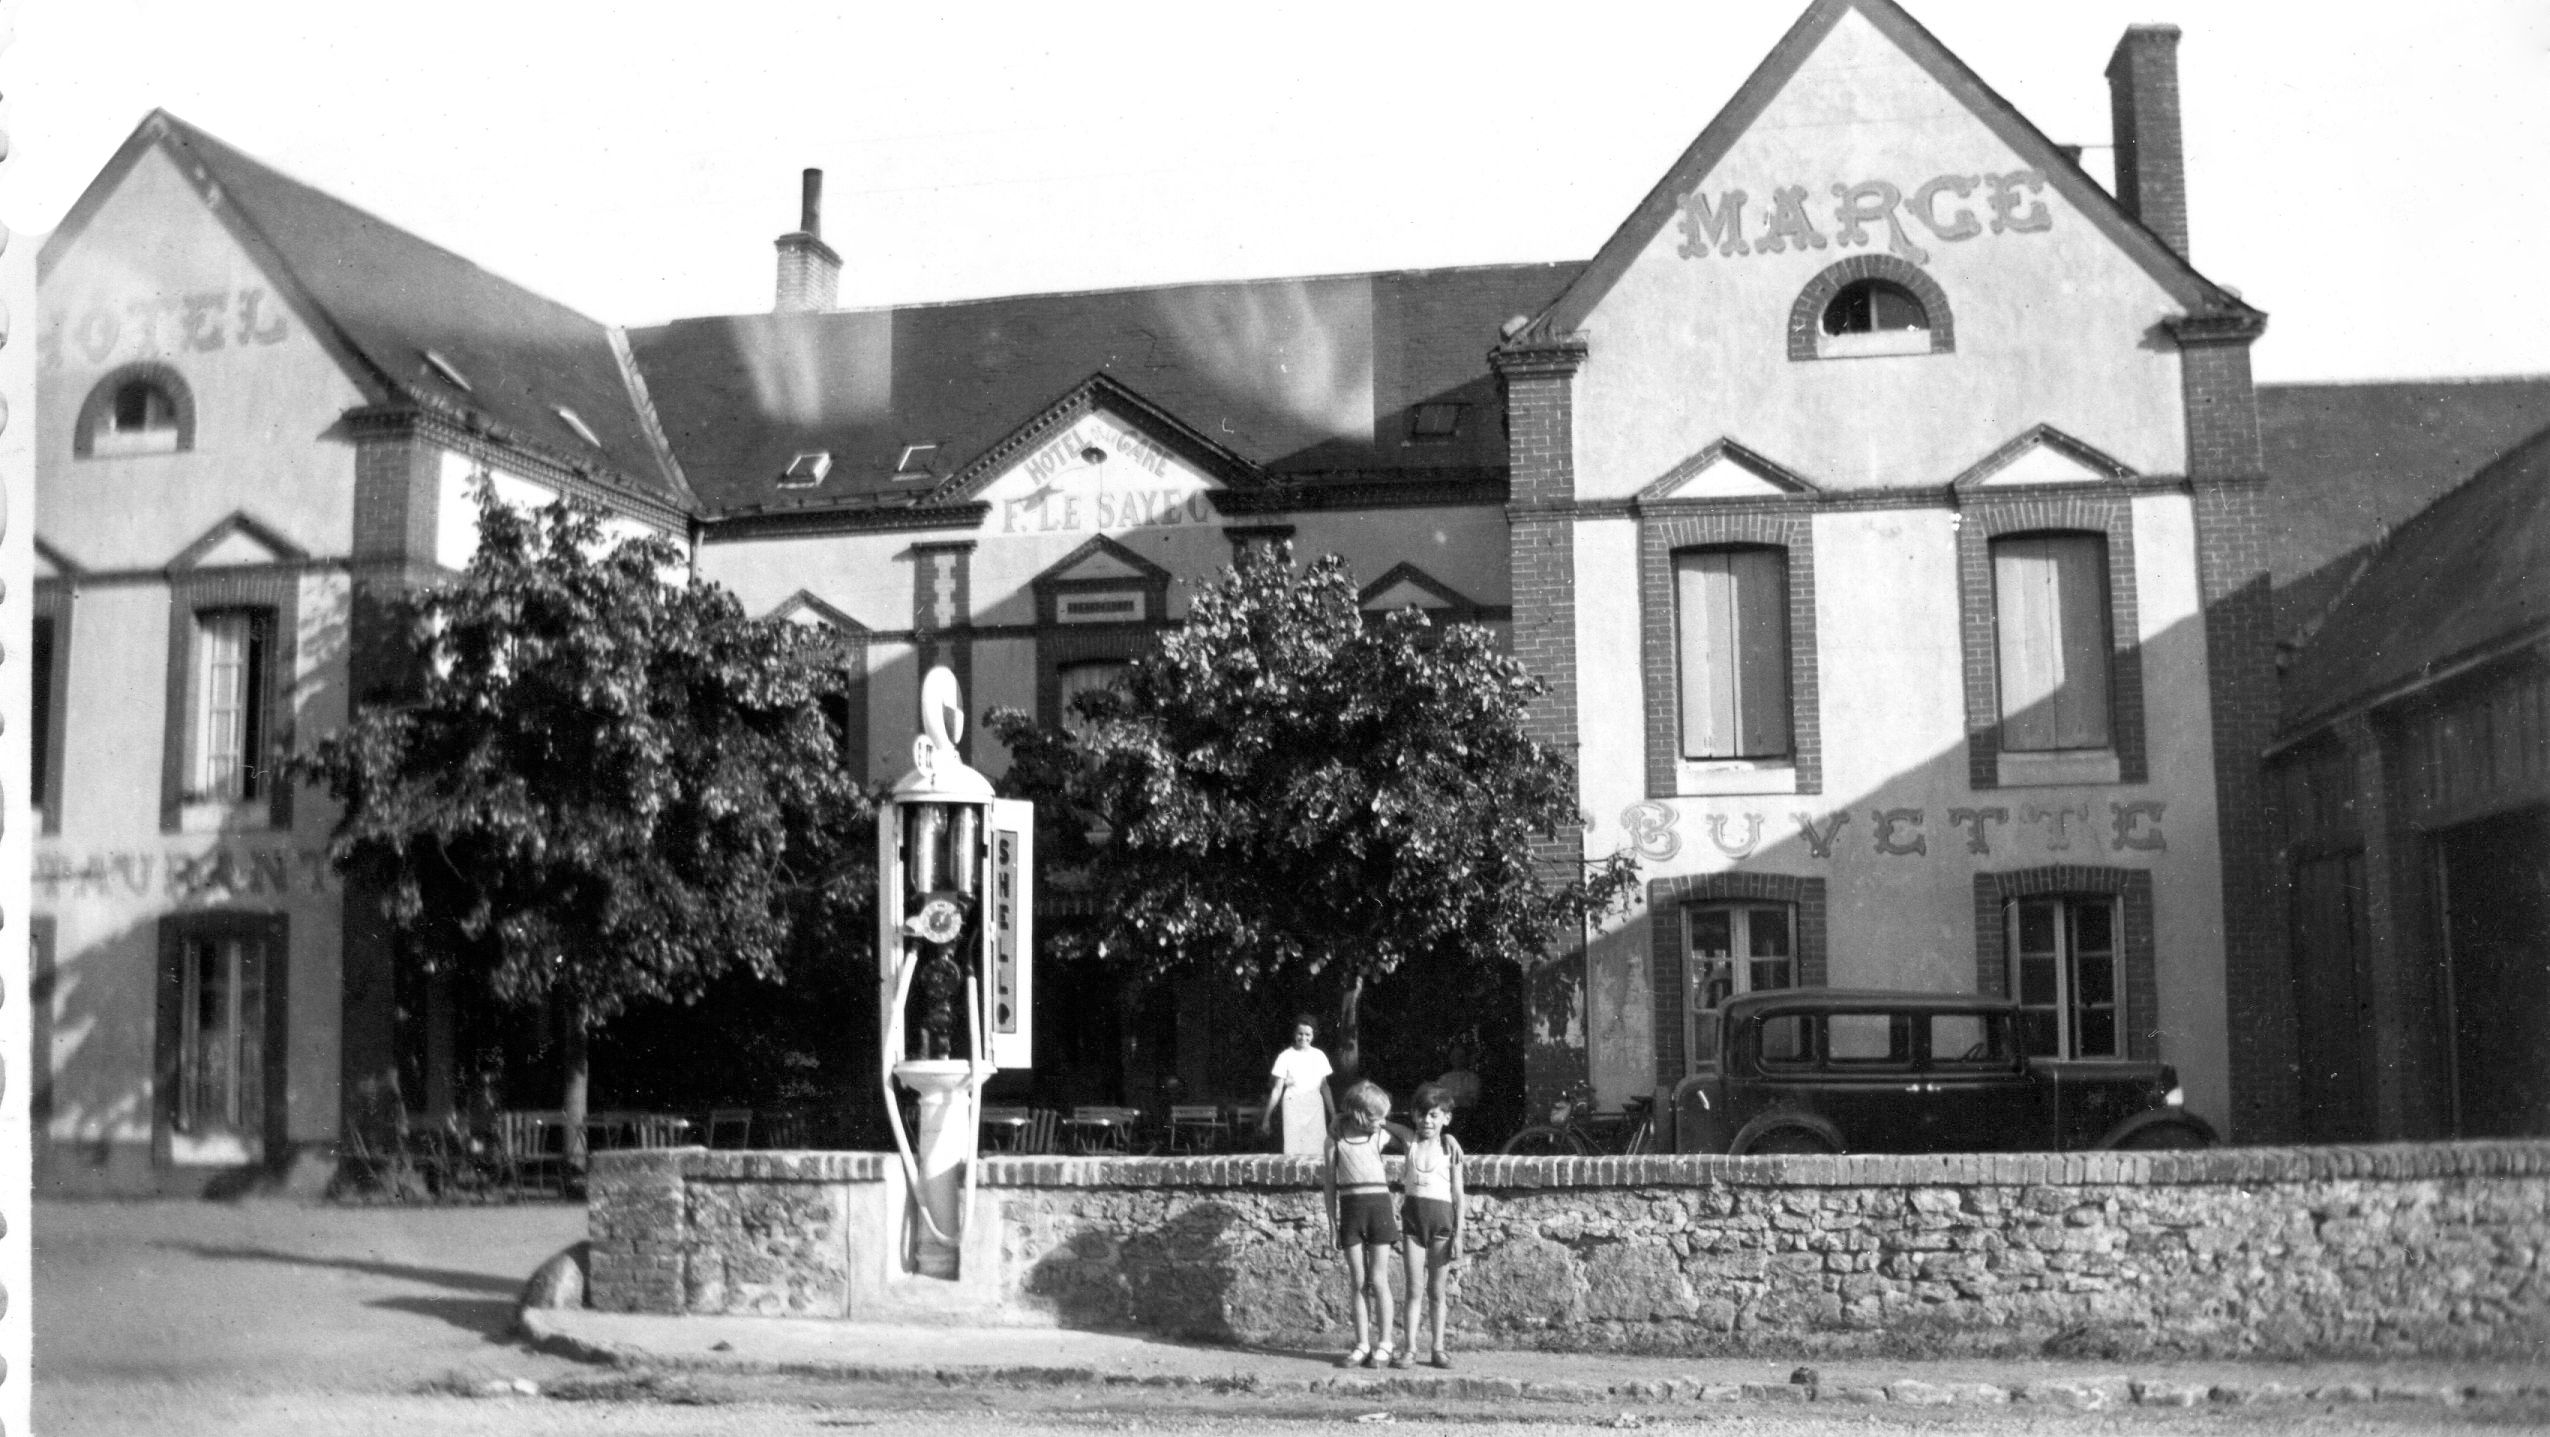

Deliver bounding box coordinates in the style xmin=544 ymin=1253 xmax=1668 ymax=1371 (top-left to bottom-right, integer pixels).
xmin=2259 ymin=376 xmax=2550 ymax=641
xmin=2279 ymin=421 xmax=2550 ymax=732
xmin=43 ymin=112 xmax=688 ymax=509
xmin=625 ymin=264 xmax=1579 ymax=519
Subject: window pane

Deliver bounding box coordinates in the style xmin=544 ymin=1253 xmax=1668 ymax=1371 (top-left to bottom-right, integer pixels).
xmin=1929 ymin=1014 xmax=2012 ymax=1068
xmin=1745 ymin=906 xmax=1791 ymax=957
xmin=1689 ymin=907 xmax=1732 ymax=956
xmin=2016 ymin=899 xmax=2058 ymax=955
xmin=195 ymin=614 xmax=252 ymax=801
xmin=1828 ymin=1014 xmax=1903 ymax=1064
xmin=1758 ymin=1015 xmax=1811 ymax=1067
xmin=2051 ymin=538 xmax=2111 ymax=746
xmin=2017 ymin=1010 xmax=2059 ymax=1058
xmin=2016 ymin=955 xmax=2058 ymax=1006
xmin=2076 ymin=1008 xmax=2117 ymax=1057
xmin=2073 ymin=899 xmax=2114 ymax=955
xmin=1057 ymin=661 xmax=1129 ymax=735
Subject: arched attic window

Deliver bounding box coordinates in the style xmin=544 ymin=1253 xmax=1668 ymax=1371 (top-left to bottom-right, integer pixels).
xmin=1787 ymin=256 xmax=1954 ymax=361
xmin=76 ymin=362 xmax=196 ymax=457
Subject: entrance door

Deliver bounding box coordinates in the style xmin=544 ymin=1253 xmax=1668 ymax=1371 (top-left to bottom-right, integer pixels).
xmin=157 ymin=915 xmax=284 ymax=1167
xmin=2291 ymin=850 xmax=2374 ymax=1141
xmin=2438 ymin=809 xmax=2550 ymax=1138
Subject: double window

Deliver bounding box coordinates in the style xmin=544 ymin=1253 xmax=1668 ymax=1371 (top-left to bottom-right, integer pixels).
xmin=2007 ymin=894 xmax=2122 ymax=1058
xmin=1672 ymin=546 xmax=1792 ymax=761
xmin=163 ymin=574 xmax=296 ymax=833
xmin=1685 ymin=901 xmax=1795 ymax=1066
xmin=1990 ymin=533 xmax=2113 ymax=752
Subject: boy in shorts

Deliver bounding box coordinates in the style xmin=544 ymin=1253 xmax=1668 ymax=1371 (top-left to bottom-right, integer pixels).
xmin=1322 ymin=1080 xmax=1398 ymax=1368
xmin=1397 ymin=1082 xmax=1465 ymax=1368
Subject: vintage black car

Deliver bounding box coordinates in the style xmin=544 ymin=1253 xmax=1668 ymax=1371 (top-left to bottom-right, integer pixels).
xmin=1671 ymin=988 xmax=2217 ymax=1155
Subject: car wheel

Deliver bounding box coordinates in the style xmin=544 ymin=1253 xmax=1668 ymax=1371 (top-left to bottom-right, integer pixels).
xmin=1742 ymin=1128 xmax=1836 ymax=1156
xmin=2112 ymin=1121 xmax=2211 ymax=1150
xmin=1498 ymin=1124 xmax=1576 ymax=1157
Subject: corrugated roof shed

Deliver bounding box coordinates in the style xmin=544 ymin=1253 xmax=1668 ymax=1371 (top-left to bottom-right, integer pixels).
xmin=2258 ymin=376 xmax=2550 ymax=640
xmin=2280 ymin=424 xmax=2550 ymax=731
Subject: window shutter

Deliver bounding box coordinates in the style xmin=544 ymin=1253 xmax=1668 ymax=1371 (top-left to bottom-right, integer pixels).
xmin=2049 ymin=538 xmax=2111 ymax=748
xmin=1676 ymin=554 xmax=1738 ymax=758
xmin=1675 ymin=548 xmax=1792 ymax=760
xmin=1994 ymin=535 xmax=2111 ymax=751
xmin=1730 ymin=549 xmax=1791 ymax=757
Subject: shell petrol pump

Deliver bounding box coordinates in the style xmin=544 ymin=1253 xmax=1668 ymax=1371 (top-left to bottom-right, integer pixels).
xmin=877 ymin=667 xmax=1033 ymax=1278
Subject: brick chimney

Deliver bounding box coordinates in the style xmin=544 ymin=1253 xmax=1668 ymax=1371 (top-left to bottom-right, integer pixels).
xmin=773 ymin=168 xmax=841 ymax=313
xmin=2105 ymin=24 xmax=2189 ymax=260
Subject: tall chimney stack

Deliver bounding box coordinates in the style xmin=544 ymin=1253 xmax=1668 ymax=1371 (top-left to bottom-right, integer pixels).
xmin=2105 ymin=24 xmax=2189 ymax=260
xmin=774 ymin=167 xmax=841 ymax=313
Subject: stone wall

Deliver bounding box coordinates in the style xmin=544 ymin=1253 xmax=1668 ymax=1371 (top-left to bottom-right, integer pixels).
xmin=586 ymin=1142 xmax=2550 ymax=1359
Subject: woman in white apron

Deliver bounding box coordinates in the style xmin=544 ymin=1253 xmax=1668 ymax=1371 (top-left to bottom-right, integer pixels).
xmin=1261 ymin=1014 xmax=1335 ymax=1155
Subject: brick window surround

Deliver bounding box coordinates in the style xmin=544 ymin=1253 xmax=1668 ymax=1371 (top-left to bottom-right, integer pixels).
xmin=1787 ymin=255 xmax=1956 ymax=361
xmin=1640 ymin=507 xmax=1820 ymax=796
xmin=1971 ymin=865 xmax=2158 ymax=1060
xmin=74 ymin=360 xmax=197 ymax=457
xmin=1956 ymin=494 xmax=2147 ymax=788
xmin=1648 ymin=871 xmax=1829 ymax=1088
xmin=1029 ymin=537 xmax=1172 ymax=730
xmin=161 ymin=568 xmax=300 ymax=833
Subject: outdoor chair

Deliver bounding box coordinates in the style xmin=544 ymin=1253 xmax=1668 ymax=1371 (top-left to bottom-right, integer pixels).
xmin=1166 ymin=1103 xmax=1226 ymax=1153
xmin=494 ymin=1110 xmax=570 ymax=1197
xmin=1066 ymin=1105 xmax=1142 ymax=1154
xmin=705 ymin=1107 xmax=753 ymax=1149
xmin=1021 ymin=1108 xmax=1061 ymax=1155
xmin=979 ymin=1105 xmax=1033 ymax=1154
xmin=757 ymin=1110 xmax=809 ymax=1149
xmin=631 ymin=1112 xmax=692 ymax=1148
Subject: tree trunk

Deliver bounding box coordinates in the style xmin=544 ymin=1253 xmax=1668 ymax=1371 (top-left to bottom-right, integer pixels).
xmin=1334 ymin=973 xmax=1364 ymax=1082
xmin=562 ymin=1007 xmax=590 ymax=1165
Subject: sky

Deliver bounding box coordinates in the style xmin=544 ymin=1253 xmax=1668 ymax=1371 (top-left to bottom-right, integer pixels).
xmin=7 ymin=0 xmax=2547 ymax=384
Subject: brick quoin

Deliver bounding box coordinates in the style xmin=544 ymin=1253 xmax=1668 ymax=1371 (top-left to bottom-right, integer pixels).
xmin=2174 ymin=315 xmax=2288 ymax=1141
xmin=1495 ymin=336 xmax=1589 ymax=1117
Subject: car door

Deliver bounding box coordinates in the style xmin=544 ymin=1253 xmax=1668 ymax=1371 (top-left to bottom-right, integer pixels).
xmin=1807 ymin=1009 xmax=1923 ymax=1151
xmin=1914 ymin=1010 xmax=2040 ymax=1151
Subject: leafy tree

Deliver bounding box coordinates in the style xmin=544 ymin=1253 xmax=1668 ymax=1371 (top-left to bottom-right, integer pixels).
xmin=985 ymin=547 xmax=1638 ymax=1075
xmin=301 ymin=490 xmax=876 ymax=1139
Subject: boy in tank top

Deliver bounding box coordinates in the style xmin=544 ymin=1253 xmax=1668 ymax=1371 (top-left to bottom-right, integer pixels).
xmin=1397 ymin=1082 xmax=1465 ymax=1368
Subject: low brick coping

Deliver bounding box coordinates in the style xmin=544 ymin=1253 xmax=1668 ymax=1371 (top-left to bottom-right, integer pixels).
xmin=611 ymin=1139 xmax=2550 ymax=1190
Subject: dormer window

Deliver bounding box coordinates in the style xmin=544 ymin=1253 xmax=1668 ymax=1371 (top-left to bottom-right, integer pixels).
xmin=76 ymin=363 xmax=195 ymax=458
xmin=421 ymin=349 xmax=473 ymax=392
xmin=893 ymin=443 xmax=940 ymax=480
xmin=779 ymin=451 xmax=833 ymax=489
xmin=553 ymin=406 xmax=601 ymax=448
xmin=1408 ymin=402 xmax=1468 ymax=443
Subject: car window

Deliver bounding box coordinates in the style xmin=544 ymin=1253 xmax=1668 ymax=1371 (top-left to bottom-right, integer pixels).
xmin=1756 ymin=1014 xmax=1814 ymax=1069
xmin=1925 ymin=1012 xmax=2018 ymax=1070
xmin=1827 ymin=1013 xmax=1911 ymax=1068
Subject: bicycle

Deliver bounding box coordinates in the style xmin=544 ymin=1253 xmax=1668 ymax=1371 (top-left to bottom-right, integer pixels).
xmin=1496 ymin=1094 xmax=1657 ymax=1156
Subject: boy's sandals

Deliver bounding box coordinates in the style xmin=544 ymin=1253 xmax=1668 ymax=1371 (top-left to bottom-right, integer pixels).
xmin=1428 ymin=1349 xmax=1452 ymax=1369
xmin=1367 ymin=1344 xmax=1392 ymax=1369
xmin=1339 ymin=1346 xmax=1369 ymax=1369
xmin=1387 ymin=1347 xmax=1413 ymax=1369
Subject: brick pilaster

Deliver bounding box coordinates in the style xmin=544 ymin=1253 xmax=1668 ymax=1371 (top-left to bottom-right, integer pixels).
xmin=1494 ymin=336 xmax=1589 ymax=1116
xmin=912 ymin=541 xmax=977 ymax=761
xmin=2174 ymin=310 xmax=2287 ymax=1140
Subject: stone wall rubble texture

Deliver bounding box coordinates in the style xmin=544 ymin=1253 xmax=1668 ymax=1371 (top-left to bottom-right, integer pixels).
xmin=586 ymin=1143 xmax=2550 ymax=1358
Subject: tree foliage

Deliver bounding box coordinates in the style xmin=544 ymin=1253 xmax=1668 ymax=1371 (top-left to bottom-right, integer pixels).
xmin=300 ymin=491 xmax=876 ymax=1111
xmin=985 ymin=548 xmax=1637 ymax=1029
